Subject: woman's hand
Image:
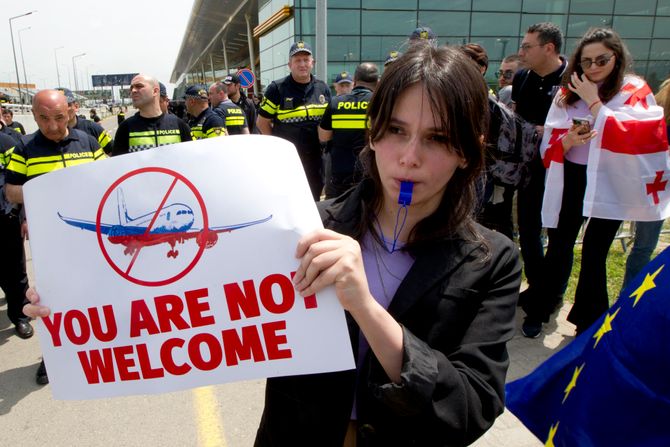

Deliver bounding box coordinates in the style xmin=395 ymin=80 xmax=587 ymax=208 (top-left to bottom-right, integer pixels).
xmin=23 ymin=287 xmax=51 ymax=319
xmin=292 ymin=229 xmax=373 ymax=313
xmin=568 ymin=72 xmax=599 ymax=105
xmin=562 ymin=124 xmax=598 ymax=153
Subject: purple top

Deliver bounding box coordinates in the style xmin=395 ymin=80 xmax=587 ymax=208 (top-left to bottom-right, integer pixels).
xmin=350 ymin=231 xmax=415 ymax=418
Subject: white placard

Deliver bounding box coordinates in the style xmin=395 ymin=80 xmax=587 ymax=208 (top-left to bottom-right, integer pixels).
xmin=24 ymin=135 xmax=354 ymax=400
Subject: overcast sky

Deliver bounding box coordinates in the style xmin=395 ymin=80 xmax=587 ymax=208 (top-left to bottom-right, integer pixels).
xmin=1 ymin=0 xmax=195 ymax=96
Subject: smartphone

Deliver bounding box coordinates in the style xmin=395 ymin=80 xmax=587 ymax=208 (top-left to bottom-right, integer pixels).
xmin=572 ymin=117 xmax=591 ymax=133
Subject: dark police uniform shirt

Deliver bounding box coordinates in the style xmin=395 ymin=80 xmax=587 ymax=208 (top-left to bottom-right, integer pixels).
xmin=7 ymin=121 xmax=25 ymax=136
xmin=0 ymin=132 xmax=20 ymax=215
xmin=511 ymin=57 xmax=567 ymax=125
xmin=319 ymin=85 xmax=372 ymax=178
xmin=233 ymin=95 xmax=257 ymax=134
xmin=112 ymin=112 xmax=192 ymax=156
xmin=258 ymin=74 xmax=330 ymax=156
xmin=5 ymin=128 xmax=105 ymax=184
xmin=213 ymin=100 xmax=247 ymax=135
xmin=73 ymin=115 xmax=113 ymax=154
xmin=188 ymin=108 xmax=226 ymax=139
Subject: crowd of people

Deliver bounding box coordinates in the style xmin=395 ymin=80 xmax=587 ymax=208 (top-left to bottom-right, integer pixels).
xmin=2 ymin=20 xmax=670 ymax=447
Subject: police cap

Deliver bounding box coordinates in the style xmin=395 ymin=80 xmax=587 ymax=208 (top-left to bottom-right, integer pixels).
xmin=289 ymin=41 xmax=312 ymax=58
xmin=334 ymin=71 xmax=353 ymax=84
xmin=183 ymin=84 xmax=209 ymax=100
xmin=55 ymin=87 xmax=76 ymax=104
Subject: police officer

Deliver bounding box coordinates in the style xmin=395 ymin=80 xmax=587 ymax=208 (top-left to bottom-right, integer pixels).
xmin=5 ymin=90 xmax=106 ymax=384
xmin=56 ymin=88 xmax=114 ymax=155
xmin=184 ymin=84 xmax=226 ymax=139
xmin=319 ymin=62 xmax=379 ymax=199
xmin=257 ymin=41 xmax=331 ymax=200
xmin=112 ymin=74 xmax=192 ymax=156
xmin=0 ymin=131 xmax=32 ymax=340
xmin=117 ymin=106 xmax=126 ymax=125
xmin=223 ymin=73 xmax=257 ymax=134
xmin=333 ymin=71 xmax=353 ymax=96
xmin=209 ymin=80 xmax=248 ymax=135
xmin=1 ymin=107 xmax=26 ymax=135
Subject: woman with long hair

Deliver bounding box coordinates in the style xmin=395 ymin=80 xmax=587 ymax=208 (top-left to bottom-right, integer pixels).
xmin=24 ymin=43 xmax=521 ymax=446
xmin=521 ymin=28 xmax=670 ymax=337
xmin=253 ymin=43 xmax=520 ymax=446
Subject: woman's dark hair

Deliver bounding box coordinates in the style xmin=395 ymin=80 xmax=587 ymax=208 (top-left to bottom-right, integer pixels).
xmin=357 ymin=42 xmax=489 ymax=253
xmin=563 ymin=28 xmax=630 ymax=106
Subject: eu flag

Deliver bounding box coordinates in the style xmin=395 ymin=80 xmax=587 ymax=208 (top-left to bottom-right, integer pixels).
xmin=506 ymin=245 xmax=670 ymax=447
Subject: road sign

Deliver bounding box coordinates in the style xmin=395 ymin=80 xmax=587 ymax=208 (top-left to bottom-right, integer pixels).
xmin=237 ymin=68 xmax=255 ymax=89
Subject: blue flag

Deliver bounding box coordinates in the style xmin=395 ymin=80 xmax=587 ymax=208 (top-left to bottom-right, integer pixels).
xmin=506 ymin=245 xmax=670 ymax=447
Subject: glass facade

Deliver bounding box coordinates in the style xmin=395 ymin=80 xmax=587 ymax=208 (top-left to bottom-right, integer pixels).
xmin=259 ymin=0 xmax=670 ymax=91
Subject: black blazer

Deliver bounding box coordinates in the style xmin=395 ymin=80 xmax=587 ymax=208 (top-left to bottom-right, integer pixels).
xmin=255 ymin=181 xmax=521 ymax=447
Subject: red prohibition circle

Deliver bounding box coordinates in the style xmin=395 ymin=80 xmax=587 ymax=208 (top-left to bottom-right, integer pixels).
xmin=96 ymin=167 xmax=208 ymax=287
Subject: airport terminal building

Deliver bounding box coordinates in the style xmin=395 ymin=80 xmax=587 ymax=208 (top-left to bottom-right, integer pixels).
xmin=171 ymin=0 xmax=670 ymax=94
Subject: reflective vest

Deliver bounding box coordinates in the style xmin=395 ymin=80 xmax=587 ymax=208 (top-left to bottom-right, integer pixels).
xmin=112 ymin=113 xmax=192 ymax=155
xmin=188 ymin=108 xmax=226 ymax=139
xmin=6 ymin=129 xmax=105 ymax=183
xmin=259 ymin=74 xmax=330 ymax=155
xmin=213 ymin=100 xmax=247 ymax=135
xmin=319 ymin=86 xmax=372 ymax=176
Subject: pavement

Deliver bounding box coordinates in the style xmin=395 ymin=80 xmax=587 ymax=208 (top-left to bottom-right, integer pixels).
xmin=0 ymin=112 xmax=576 ymax=445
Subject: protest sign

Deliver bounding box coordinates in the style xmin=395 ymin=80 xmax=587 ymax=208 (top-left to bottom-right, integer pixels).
xmin=24 ymin=135 xmax=354 ymax=400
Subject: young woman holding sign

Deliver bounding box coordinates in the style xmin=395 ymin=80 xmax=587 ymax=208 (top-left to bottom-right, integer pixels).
xmin=24 ymin=43 xmax=520 ymax=446
xmin=254 ymin=43 xmax=520 ymax=446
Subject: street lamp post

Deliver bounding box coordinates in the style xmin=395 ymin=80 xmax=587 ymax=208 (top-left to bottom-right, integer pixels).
xmin=18 ymin=27 xmax=31 ymax=103
xmin=9 ymin=10 xmax=36 ymax=105
xmin=72 ymin=52 xmax=86 ymax=93
xmin=54 ymin=46 xmax=64 ymax=87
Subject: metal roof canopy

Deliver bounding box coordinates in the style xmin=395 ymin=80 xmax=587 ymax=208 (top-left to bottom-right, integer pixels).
xmin=170 ymin=0 xmax=258 ymax=84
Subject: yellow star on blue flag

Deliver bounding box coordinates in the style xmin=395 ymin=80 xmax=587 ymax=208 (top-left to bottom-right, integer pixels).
xmin=506 ymin=246 xmax=670 ymax=447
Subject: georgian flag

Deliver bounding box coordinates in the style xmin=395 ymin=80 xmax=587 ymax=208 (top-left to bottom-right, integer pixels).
xmin=540 ymin=76 xmax=670 ymax=228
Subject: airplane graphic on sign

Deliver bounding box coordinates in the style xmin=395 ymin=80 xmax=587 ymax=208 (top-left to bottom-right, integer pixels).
xmin=58 ymin=188 xmax=272 ymax=259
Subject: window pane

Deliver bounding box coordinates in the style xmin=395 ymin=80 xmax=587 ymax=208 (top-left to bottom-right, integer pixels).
xmin=615 ymin=0 xmax=655 ymax=15
xmin=646 ymin=61 xmax=670 ymax=90
xmin=650 ymin=39 xmax=670 ymax=60
xmin=567 ymin=15 xmax=613 ymax=37
xmin=299 ymin=0 xmax=315 ymax=7
xmin=362 ymin=10 xmax=417 ymax=35
xmin=522 ymin=0 xmax=568 ymax=13
xmin=520 ymin=14 xmax=568 ymax=36
xmin=361 ymin=35 xmax=407 ymax=61
xmin=471 ymin=13 xmax=521 ymax=37
xmin=569 ymin=0 xmax=614 ymax=14
xmin=612 ymin=16 xmax=653 ymax=38
xmin=625 ymin=39 xmax=651 ymax=60
xmin=565 ymin=38 xmax=581 ymax=55
xmin=654 ymin=17 xmax=670 ymax=38
xmin=658 ymin=0 xmax=670 ymax=16
xmin=329 ymin=0 xmax=360 ymax=7
xmin=362 ymin=0 xmax=418 ymax=10
xmin=472 ymin=0 xmax=522 ymax=12
xmin=419 ymin=0 xmax=470 ymax=10
xmin=301 ymin=8 xmax=315 ymax=35
xmin=329 ymin=10 xmax=360 ymax=35
xmin=468 ymin=37 xmax=520 ymax=60
xmin=417 ymin=11 xmax=470 ymax=37
xmin=328 ymin=36 xmax=361 ymax=62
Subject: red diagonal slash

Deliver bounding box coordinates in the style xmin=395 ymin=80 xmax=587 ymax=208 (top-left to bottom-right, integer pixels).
xmin=125 ymin=177 xmax=179 ymax=274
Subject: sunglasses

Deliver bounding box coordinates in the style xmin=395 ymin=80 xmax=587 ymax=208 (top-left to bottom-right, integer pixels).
xmin=495 ymin=70 xmax=515 ymax=80
xmin=579 ymin=53 xmax=615 ymax=70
